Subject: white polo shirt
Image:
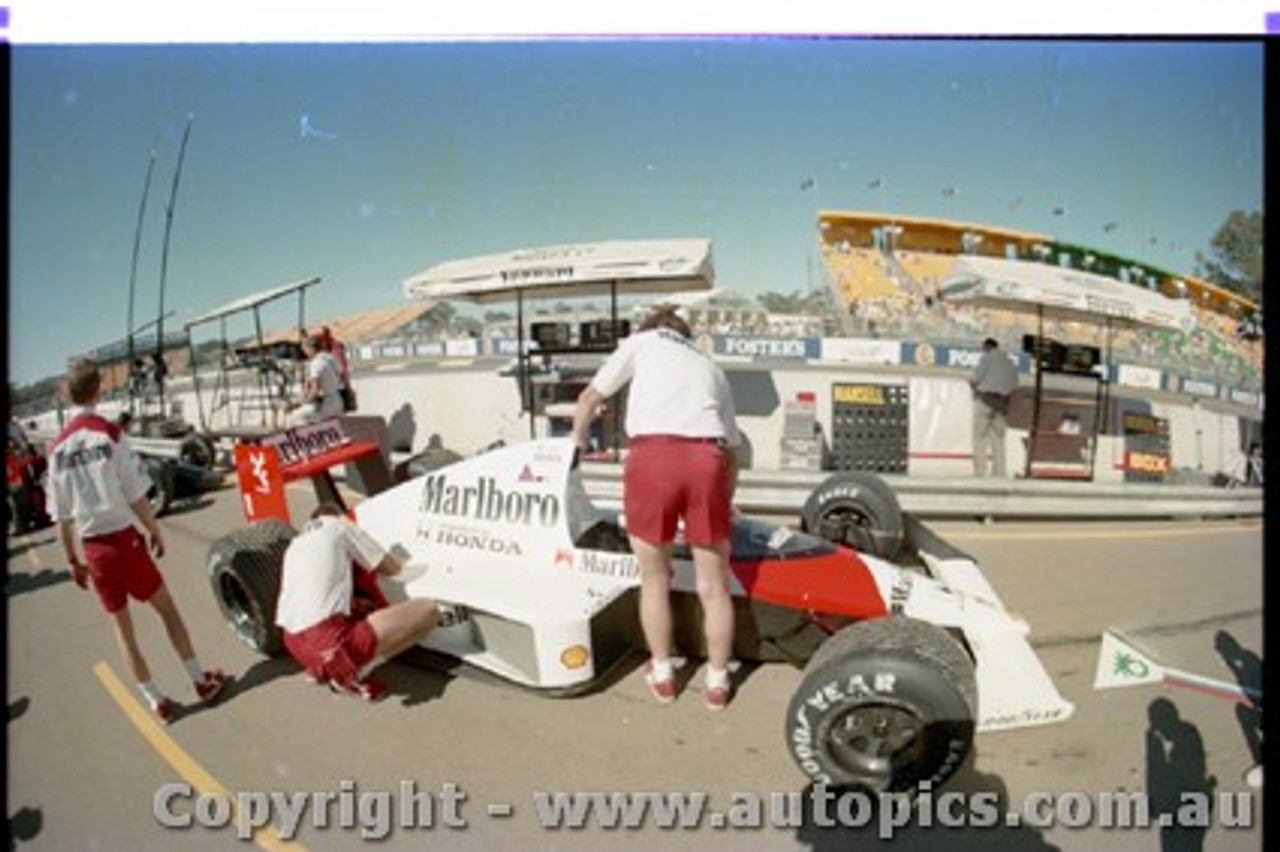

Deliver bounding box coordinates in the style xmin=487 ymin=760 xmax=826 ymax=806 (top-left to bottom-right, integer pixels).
xmin=589 ymin=328 xmax=740 ymax=444
xmin=276 ymin=515 xmax=388 ymax=633
xmin=46 ymin=407 xmax=154 ymax=538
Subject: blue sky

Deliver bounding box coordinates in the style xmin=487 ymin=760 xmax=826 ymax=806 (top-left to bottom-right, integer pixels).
xmin=9 ymin=40 xmax=1263 ymax=386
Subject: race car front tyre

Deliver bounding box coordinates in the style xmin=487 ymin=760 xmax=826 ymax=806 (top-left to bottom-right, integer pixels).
xmin=800 ymin=471 xmax=904 ymax=559
xmin=145 ymin=458 xmax=176 ymax=517
xmin=784 ymin=616 xmax=976 ymax=795
xmin=207 ymin=519 xmax=296 ymax=656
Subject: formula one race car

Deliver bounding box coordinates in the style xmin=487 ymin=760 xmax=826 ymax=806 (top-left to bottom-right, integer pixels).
xmin=141 ymin=455 xmax=225 ymax=517
xmin=208 ymin=432 xmax=1073 ymax=793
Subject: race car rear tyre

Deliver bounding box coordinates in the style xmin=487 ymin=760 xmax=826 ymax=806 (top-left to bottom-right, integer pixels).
xmin=145 ymin=458 xmax=176 ymax=517
xmin=785 ymin=616 xmax=976 ymax=794
xmin=178 ymin=434 xmax=216 ymax=470
xmin=800 ymin=471 xmax=904 ymax=559
xmin=207 ymin=519 xmax=296 ymax=656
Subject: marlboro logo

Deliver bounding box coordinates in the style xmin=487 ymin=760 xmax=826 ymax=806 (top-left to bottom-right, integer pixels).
xmin=420 ymin=473 xmax=561 ymax=528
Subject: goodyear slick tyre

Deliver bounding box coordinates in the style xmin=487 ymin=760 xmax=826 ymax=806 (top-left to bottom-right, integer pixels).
xmin=208 ymin=519 xmax=295 ymax=656
xmin=800 ymin=471 xmax=904 ymax=560
xmin=785 ymin=616 xmax=976 ymax=794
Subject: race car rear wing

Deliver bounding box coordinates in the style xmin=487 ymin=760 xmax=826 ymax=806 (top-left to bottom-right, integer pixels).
xmin=233 ymin=417 xmax=391 ymax=524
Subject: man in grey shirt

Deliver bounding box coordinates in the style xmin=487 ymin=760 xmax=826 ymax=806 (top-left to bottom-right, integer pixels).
xmin=970 ymin=337 xmax=1019 ymax=477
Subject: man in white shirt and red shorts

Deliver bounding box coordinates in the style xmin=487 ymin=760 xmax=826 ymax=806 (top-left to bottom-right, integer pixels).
xmin=48 ymin=358 xmax=227 ymax=724
xmin=276 ymin=504 xmax=438 ymax=700
xmin=571 ymin=306 xmax=741 ymax=710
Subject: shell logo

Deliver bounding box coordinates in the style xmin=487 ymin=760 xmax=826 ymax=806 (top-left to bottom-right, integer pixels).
xmin=560 ymin=645 xmax=591 ymax=670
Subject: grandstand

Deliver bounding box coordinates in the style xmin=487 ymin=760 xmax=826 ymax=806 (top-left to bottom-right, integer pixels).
xmin=815 ymin=210 xmax=1263 ymax=391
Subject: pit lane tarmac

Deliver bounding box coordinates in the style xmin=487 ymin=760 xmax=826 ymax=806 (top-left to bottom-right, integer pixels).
xmin=6 ymin=481 xmax=1263 ymax=851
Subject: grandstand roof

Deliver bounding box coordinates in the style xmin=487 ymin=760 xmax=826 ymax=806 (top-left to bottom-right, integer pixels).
xmin=819 ymin=210 xmax=1052 ymax=249
xmin=820 ymin=209 xmax=1258 ymax=319
xmin=246 ymin=300 xmax=440 ymax=349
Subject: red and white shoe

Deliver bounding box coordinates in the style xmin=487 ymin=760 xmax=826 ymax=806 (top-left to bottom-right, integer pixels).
xmin=330 ymin=676 xmax=388 ymax=703
xmin=194 ymin=670 xmax=228 ymax=703
xmin=703 ymin=681 xmax=732 ymax=711
xmin=703 ymin=667 xmax=734 ymax=711
xmin=151 ymin=697 xmax=180 ymax=725
xmin=643 ymin=661 xmax=677 ymax=704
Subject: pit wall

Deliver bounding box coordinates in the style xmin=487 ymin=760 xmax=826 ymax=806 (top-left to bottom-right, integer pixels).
xmin=28 ymin=334 xmax=1260 ymax=483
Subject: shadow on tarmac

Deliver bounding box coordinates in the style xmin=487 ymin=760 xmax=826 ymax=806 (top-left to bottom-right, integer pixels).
xmin=158 ymin=496 xmax=216 ymax=519
xmin=793 ymin=758 xmax=1061 ymax=851
xmin=8 ymin=695 xmax=43 ymax=850
xmin=159 ymin=656 xmax=298 ymax=725
xmin=4 ymin=567 xmax=72 ymax=598
xmin=1214 ymin=629 xmax=1264 ymax=771
xmin=5 ymin=532 xmax=56 ymax=561
xmin=1146 ymin=696 xmax=1216 ymax=852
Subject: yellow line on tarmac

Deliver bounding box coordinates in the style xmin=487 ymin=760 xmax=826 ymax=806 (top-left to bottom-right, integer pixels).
xmin=947 ymin=522 xmax=1263 ymax=542
xmin=93 ymin=661 xmax=308 ymax=852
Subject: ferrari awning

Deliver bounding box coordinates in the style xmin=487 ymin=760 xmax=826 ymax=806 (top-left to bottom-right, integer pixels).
xmin=404 ymin=239 xmax=714 ymax=304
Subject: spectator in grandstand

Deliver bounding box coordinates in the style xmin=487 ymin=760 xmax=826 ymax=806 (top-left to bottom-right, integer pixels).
xmin=570 ymin=305 xmax=742 ymax=710
xmin=969 ymin=338 xmax=1019 ymax=478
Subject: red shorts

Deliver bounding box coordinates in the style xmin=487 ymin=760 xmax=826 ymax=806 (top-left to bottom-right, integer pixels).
xmin=623 ymin=435 xmax=732 ymax=547
xmin=82 ymin=527 xmax=164 ymax=614
xmin=284 ymin=613 xmax=379 ymax=684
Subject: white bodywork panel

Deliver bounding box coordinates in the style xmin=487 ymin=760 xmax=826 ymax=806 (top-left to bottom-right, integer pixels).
xmin=353 ymin=437 xmax=1073 ymax=730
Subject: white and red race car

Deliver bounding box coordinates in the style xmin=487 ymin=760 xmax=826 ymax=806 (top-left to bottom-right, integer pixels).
xmin=209 ymin=429 xmax=1073 ymax=794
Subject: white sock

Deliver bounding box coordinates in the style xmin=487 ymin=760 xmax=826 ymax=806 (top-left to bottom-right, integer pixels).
xmin=705 ymin=665 xmax=731 ymax=689
xmin=182 ymin=657 xmax=204 ymax=683
xmin=139 ymin=681 xmax=165 ymax=707
xmin=649 ymin=657 xmax=674 ymax=681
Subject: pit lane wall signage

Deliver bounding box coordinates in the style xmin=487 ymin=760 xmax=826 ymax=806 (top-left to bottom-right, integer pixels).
xmin=350 ymin=332 xmax=1260 ymax=412
xmin=712 ymin=337 xmax=822 ymax=360
xmin=1120 ymin=411 xmax=1170 ymax=483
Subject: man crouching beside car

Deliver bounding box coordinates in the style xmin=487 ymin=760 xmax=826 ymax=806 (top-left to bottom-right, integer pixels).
xmin=276 ymin=503 xmax=437 ymax=701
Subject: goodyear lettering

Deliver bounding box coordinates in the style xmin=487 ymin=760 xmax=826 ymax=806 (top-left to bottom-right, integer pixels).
xmin=981 ymin=706 xmax=1069 ymax=728
xmin=833 ymin=384 xmax=886 ymax=405
xmin=790 ymin=671 xmax=967 ymax=789
xmin=421 ymin=474 xmax=561 ymax=527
